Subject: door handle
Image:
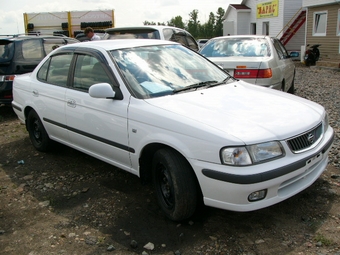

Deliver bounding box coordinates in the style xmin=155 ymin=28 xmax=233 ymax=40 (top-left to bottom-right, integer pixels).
xmin=67 ymin=99 xmax=76 ymax=108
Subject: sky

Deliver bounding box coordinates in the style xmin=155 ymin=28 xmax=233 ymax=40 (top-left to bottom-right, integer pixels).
xmin=0 ymin=0 xmax=241 ymax=35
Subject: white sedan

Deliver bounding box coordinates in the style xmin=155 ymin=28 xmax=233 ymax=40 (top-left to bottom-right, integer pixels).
xmin=199 ymin=35 xmax=299 ymax=93
xmin=12 ymin=39 xmax=334 ymax=221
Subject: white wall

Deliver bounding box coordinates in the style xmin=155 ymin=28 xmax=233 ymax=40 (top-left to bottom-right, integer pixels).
xmin=237 ymin=11 xmax=251 ymax=34
xmin=223 ymin=21 xmax=234 ymax=35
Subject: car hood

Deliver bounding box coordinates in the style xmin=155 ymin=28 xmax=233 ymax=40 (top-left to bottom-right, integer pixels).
xmin=146 ymin=81 xmax=323 ymax=144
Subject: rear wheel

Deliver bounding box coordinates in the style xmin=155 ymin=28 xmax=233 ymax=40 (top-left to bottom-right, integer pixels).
xmin=27 ymin=110 xmax=52 ymax=152
xmin=287 ymin=77 xmax=295 ymax=94
xmin=152 ymin=148 xmax=198 ymax=221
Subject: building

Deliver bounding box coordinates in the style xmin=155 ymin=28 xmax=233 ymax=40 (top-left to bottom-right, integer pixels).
xmin=23 ymin=10 xmax=115 ymax=38
xmin=222 ymin=0 xmax=306 ymax=52
xmin=302 ymin=0 xmax=340 ymax=67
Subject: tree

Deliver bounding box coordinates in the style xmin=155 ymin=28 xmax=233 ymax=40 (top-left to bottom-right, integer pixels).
xmin=202 ymin=12 xmax=215 ymax=39
xmin=187 ymin=9 xmax=200 ymax=38
xmin=167 ymin=16 xmax=185 ymax=29
xmin=143 ymin=21 xmax=156 ymax=25
xmin=214 ymin=7 xmax=225 ymax=37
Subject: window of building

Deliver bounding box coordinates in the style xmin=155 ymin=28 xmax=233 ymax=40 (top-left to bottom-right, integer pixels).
xmin=313 ymin=11 xmax=327 ymax=36
xmin=262 ymin=22 xmax=269 ymax=35
xmin=251 ymin=23 xmax=256 ymax=35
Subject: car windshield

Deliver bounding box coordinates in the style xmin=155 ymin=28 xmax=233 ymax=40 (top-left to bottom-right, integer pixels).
xmin=110 ymin=44 xmax=230 ymax=98
xmin=0 ymin=41 xmax=14 ymax=62
xmin=200 ymin=37 xmax=271 ymax=58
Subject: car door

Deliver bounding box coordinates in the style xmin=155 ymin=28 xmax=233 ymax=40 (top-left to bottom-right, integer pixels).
xmin=33 ymin=53 xmax=73 ymax=142
xmin=272 ymin=38 xmax=295 ymax=91
xmin=65 ymin=50 xmax=132 ymax=170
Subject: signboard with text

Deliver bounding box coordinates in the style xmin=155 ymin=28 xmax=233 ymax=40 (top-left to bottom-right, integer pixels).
xmin=257 ymin=0 xmax=278 ymax=18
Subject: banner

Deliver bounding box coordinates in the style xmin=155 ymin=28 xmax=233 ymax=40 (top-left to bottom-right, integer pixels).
xmin=257 ymin=0 xmax=279 ymax=18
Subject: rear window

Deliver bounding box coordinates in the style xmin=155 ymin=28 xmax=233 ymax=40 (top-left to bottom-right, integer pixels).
xmin=105 ymin=29 xmax=161 ymax=40
xmin=200 ymin=38 xmax=271 ymax=58
xmin=0 ymin=41 xmax=14 ymax=62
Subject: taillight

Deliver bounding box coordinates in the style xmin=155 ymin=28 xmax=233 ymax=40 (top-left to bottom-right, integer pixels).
xmin=0 ymin=75 xmax=16 ymax=81
xmin=234 ymin=68 xmax=272 ymax=79
xmin=6 ymin=75 xmax=16 ymax=81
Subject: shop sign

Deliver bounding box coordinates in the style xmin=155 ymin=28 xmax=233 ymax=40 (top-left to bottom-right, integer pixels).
xmin=257 ymin=0 xmax=278 ymax=18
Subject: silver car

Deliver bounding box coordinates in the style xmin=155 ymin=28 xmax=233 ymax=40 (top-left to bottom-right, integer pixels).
xmin=199 ymin=35 xmax=299 ymax=93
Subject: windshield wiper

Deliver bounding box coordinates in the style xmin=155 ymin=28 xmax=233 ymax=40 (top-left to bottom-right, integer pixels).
xmin=206 ymin=77 xmax=232 ymax=88
xmin=173 ymin=80 xmax=218 ymax=94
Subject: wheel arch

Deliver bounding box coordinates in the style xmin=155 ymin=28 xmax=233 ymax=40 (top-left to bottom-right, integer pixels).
xmin=23 ymin=106 xmax=35 ymax=129
xmin=139 ymin=142 xmax=202 ymax=196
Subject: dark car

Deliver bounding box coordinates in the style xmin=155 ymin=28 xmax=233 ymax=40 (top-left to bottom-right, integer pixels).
xmin=103 ymin=26 xmax=199 ymax=51
xmin=0 ymin=34 xmax=79 ymax=105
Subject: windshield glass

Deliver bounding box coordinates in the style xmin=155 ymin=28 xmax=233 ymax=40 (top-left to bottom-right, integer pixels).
xmin=110 ymin=44 xmax=230 ymax=98
xmin=0 ymin=41 xmax=14 ymax=62
xmin=200 ymin=37 xmax=271 ymax=58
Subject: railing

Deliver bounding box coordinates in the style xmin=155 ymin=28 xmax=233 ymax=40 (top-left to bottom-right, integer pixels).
xmin=276 ymin=7 xmax=306 ymax=39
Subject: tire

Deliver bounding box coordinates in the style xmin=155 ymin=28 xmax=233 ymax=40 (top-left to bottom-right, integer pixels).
xmin=152 ymin=148 xmax=198 ymax=221
xmin=287 ymin=76 xmax=295 ymax=94
xmin=27 ymin=110 xmax=52 ymax=152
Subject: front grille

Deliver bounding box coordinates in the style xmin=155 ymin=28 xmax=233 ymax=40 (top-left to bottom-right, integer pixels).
xmin=287 ymin=123 xmax=323 ymax=153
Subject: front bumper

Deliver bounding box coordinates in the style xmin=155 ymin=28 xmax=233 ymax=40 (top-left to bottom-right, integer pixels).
xmin=192 ymin=127 xmax=334 ymax=212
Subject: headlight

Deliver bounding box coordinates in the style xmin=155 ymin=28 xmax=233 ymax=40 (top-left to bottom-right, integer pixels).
xmin=221 ymin=141 xmax=284 ymax=166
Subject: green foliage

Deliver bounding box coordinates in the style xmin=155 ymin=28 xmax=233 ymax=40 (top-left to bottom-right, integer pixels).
xmin=142 ymin=7 xmax=225 ymax=40
xmin=167 ymin=16 xmax=185 ymax=29
xmin=314 ymin=233 xmax=334 ymax=246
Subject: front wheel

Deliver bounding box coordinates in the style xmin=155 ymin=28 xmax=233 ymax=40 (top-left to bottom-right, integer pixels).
xmin=27 ymin=110 xmax=52 ymax=152
xmin=152 ymin=148 xmax=198 ymax=221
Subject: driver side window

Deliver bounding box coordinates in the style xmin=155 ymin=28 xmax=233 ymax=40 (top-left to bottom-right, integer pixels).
xmin=73 ymin=55 xmax=112 ymax=92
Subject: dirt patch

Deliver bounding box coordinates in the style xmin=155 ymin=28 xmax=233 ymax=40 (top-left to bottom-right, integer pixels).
xmin=1 ymin=70 xmax=340 ymax=254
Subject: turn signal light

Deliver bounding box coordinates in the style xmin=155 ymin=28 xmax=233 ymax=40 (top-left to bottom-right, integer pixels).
xmin=234 ymin=68 xmax=272 ymax=79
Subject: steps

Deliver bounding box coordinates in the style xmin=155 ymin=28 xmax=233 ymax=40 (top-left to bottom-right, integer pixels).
xmin=280 ymin=10 xmax=306 ymax=45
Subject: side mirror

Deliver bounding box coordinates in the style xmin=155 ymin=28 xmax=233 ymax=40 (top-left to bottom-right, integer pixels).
xmin=290 ymin=51 xmax=299 ymax=58
xmin=89 ymin=83 xmax=116 ymax=99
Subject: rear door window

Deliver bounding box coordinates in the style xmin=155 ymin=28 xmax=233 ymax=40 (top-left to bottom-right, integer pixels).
xmin=38 ymin=53 xmax=73 ymax=87
xmin=22 ymin=39 xmax=44 ymax=59
xmin=272 ymin=38 xmax=288 ymax=59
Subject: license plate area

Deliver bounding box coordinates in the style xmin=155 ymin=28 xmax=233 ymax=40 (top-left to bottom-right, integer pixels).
xmin=306 ymin=152 xmax=322 ymax=167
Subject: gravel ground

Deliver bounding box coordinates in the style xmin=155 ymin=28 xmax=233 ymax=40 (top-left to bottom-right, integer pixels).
xmin=294 ymin=63 xmax=340 ymax=168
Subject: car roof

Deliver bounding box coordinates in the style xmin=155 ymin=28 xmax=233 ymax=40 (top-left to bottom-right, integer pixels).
xmin=60 ymin=38 xmax=178 ymax=51
xmin=105 ymin=25 xmax=189 ymax=33
xmin=211 ymin=35 xmax=269 ymax=40
xmin=0 ymin=34 xmax=77 ymax=41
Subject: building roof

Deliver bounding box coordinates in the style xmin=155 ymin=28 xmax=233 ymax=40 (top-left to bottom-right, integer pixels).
xmin=223 ymin=4 xmax=251 ymax=20
xmin=230 ymin=4 xmax=251 ymax=10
